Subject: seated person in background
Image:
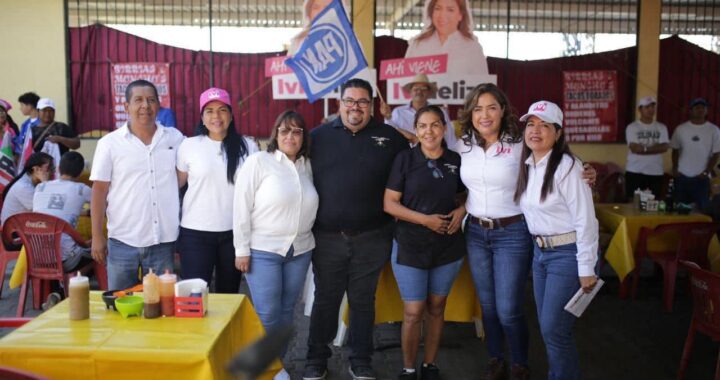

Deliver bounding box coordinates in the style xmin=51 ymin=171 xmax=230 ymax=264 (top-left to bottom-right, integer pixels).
xmin=33 ymin=152 xmax=92 ymax=272
xmin=0 ymin=152 xmax=55 ymax=225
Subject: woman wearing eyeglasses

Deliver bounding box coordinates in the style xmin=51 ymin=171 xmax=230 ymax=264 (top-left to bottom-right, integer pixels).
xmin=233 ymin=110 xmax=319 ymax=380
xmin=514 ymin=101 xmax=598 ymax=380
xmin=176 ymin=87 xmax=258 ymax=293
xmin=384 ymin=105 xmax=466 ymax=380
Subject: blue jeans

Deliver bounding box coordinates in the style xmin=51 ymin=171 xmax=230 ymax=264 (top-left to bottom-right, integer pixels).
xmin=244 ymin=246 xmax=312 ymax=340
xmin=391 ymin=241 xmax=464 ymax=301
xmin=106 ymin=239 xmax=175 ymax=290
xmin=466 ymin=218 xmax=532 ymax=366
xmin=533 ymin=243 xmax=581 ymax=380
xmin=675 ymin=174 xmax=711 ymax=211
xmin=306 ymin=223 xmax=393 ymax=368
xmin=178 ymin=227 xmax=240 ymax=294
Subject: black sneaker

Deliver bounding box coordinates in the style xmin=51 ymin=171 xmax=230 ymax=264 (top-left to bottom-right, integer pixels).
xmin=349 ymin=365 xmax=376 ymax=380
xmin=481 ymin=358 xmax=506 ymax=380
xmin=420 ymin=363 xmax=440 ymax=380
xmin=302 ymin=365 xmax=327 ymax=380
xmin=398 ymin=369 xmax=417 ymax=380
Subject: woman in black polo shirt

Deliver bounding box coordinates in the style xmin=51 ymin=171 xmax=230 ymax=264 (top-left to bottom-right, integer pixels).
xmin=384 ymin=105 xmax=466 ymax=380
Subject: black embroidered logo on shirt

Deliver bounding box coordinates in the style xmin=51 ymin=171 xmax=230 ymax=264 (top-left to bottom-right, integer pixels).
xmin=371 ymin=136 xmax=389 ymax=147
xmin=692 ymin=135 xmax=700 ymax=142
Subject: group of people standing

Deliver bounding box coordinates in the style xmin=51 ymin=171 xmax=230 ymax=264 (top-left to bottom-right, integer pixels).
xmin=85 ymin=77 xmax=598 ymax=380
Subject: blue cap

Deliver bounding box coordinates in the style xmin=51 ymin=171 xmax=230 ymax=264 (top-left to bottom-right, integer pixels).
xmin=689 ymin=97 xmax=708 ymax=108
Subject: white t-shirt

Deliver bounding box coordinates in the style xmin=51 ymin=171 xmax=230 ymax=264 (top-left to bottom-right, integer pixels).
xmin=177 ymin=135 xmax=259 ymax=231
xmin=456 ymin=136 xmax=524 ymax=218
xmin=33 ymin=179 xmax=91 ymax=259
xmin=89 ymin=123 xmax=185 ymax=247
xmin=670 ymin=121 xmax=720 ymax=177
xmin=0 ymin=175 xmax=35 ymax=225
xmin=405 ymin=31 xmax=489 ymax=76
xmin=625 ymin=120 xmax=669 ymax=176
xmin=519 ymin=153 xmax=599 ymax=277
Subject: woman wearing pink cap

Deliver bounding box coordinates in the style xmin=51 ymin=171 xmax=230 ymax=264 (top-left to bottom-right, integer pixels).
xmin=514 ymin=100 xmax=598 ymax=380
xmin=0 ymin=99 xmax=19 ymax=155
xmin=176 ymin=87 xmax=258 ymax=293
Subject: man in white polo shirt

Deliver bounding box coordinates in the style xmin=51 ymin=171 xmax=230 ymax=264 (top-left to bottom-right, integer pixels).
xmin=90 ymin=79 xmax=185 ymax=290
xmin=624 ymin=96 xmax=669 ymax=198
xmin=671 ymin=97 xmax=720 ymax=211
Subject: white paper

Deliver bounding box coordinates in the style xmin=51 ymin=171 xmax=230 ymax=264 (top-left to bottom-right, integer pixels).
xmin=564 ymin=278 xmax=604 ymax=317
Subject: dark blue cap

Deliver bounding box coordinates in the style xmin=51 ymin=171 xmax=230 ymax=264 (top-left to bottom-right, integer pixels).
xmin=689 ymin=97 xmax=708 ymax=108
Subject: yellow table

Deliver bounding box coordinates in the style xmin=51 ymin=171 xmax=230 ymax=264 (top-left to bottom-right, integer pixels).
xmin=0 ymin=292 xmax=280 ymax=380
xmin=595 ymin=204 xmax=720 ymax=284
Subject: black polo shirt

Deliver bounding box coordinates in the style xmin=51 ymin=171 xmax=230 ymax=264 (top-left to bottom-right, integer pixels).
xmin=386 ymin=145 xmax=466 ymax=269
xmin=310 ymin=117 xmax=408 ymax=232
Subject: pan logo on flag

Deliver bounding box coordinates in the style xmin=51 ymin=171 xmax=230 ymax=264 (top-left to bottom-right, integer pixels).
xmin=297 ymin=24 xmax=349 ymax=84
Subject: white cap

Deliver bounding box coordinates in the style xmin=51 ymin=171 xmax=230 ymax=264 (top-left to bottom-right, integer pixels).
xmin=519 ymin=100 xmax=564 ymax=127
xmin=637 ymin=96 xmax=656 ymax=108
xmin=37 ymin=98 xmax=56 ymax=110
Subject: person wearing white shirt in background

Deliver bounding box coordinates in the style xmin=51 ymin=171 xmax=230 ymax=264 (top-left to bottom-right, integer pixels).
xmin=624 ymin=96 xmax=669 ymax=198
xmin=405 ymin=0 xmax=489 ymax=76
xmin=515 ymin=100 xmax=598 ymax=380
xmin=233 ymin=110 xmax=319 ymax=380
xmin=670 ymin=97 xmax=720 ymax=211
xmin=90 ymin=79 xmax=185 ymax=290
xmin=176 ymin=87 xmax=257 ymax=293
xmin=380 ymin=73 xmax=457 ymax=151
xmin=1 ymin=152 xmax=54 ymax=225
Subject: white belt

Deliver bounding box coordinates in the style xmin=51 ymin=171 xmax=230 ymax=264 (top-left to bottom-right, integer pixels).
xmin=534 ymin=231 xmax=577 ymax=249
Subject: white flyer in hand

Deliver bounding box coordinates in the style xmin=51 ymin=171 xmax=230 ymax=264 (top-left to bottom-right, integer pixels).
xmin=564 ymin=278 xmax=604 ymax=317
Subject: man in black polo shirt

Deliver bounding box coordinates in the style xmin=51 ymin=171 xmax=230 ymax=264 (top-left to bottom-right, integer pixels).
xmin=303 ymin=79 xmax=407 ymax=380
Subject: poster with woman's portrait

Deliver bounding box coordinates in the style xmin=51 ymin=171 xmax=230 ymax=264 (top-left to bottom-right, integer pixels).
xmin=385 ymin=0 xmax=496 ymax=104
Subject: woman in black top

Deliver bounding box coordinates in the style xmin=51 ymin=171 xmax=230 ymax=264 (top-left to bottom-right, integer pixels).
xmin=384 ymin=105 xmax=467 ymax=380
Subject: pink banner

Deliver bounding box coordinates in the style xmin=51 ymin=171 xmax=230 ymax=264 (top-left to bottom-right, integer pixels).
xmin=379 ymin=54 xmax=448 ymax=80
xmin=265 ymin=56 xmax=293 ymax=77
xmin=110 ymin=63 xmax=170 ymax=128
xmin=562 ymin=70 xmax=618 ymax=143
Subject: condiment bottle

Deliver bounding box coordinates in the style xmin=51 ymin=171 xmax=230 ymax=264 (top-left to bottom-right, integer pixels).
xmin=159 ymin=269 xmax=176 ymax=317
xmin=143 ymin=268 xmax=161 ymax=319
xmin=69 ymin=271 xmax=89 ymax=320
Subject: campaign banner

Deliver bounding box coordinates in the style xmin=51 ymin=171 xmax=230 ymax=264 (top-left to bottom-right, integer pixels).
xmin=110 ymin=62 xmax=171 ymax=128
xmin=270 ymin=68 xmax=377 ymax=99
xmin=385 ymin=73 xmax=497 ymax=105
xmin=284 ymin=0 xmax=367 ymax=103
xmin=562 ymin=70 xmax=618 ymax=143
xmin=379 ymin=54 xmax=448 ymax=80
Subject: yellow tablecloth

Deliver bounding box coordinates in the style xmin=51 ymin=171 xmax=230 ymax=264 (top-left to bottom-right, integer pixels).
xmin=0 ymin=292 xmax=279 ymax=380
xmin=595 ymin=204 xmax=720 ymax=281
xmin=373 ymin=258 xmax=482 ymax=324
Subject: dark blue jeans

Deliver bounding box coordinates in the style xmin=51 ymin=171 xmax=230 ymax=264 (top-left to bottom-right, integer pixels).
xmin=177 ymin=227 xmax=241 ymax=294
xmin=675 ymin=174 xmax=711 ymax=211
xmin=532 ymin=243 xmax=581 ymax=380
xmin=306 ymin=223 xmax=393 ymax=368
xmin=466 ymin=218 xmax=533 ymax=367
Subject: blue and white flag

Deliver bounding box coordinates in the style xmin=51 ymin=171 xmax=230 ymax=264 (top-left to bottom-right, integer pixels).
xmin=285 ymin=0 xmax=368 ymax=103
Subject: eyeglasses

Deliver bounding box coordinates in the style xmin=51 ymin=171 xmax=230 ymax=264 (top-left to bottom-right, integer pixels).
xmin=278 ymin=127 xmax=303 ymax=137
xmin=427 ymin=160 xmax=444 ymax=179
xmin=341 ymin=98 xmax=371 ymax=108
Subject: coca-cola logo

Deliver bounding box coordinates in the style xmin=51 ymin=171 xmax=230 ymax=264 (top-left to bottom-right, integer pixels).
xmin=25 ymin=221 xmax=48 ymax=229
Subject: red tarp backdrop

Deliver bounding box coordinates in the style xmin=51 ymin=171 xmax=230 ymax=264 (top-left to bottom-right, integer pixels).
xmin=69 ymin=26 xmax=718 ymax=139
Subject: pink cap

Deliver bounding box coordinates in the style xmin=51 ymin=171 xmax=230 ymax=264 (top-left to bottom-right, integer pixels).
xmin=199 ymin=87 xmax=231 ymax=112
xmin=0 ymin=99 xmax=12 ymax=112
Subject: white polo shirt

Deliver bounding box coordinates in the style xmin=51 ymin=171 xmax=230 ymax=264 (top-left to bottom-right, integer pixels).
xmin=233 ymin=150 xmax=319 ymax=258
xmin=670 ymin=121 xmax=720 ymax=177
xmin=519 ymin=153 xmax=599 ymax=277
xmin=457 ymin=136 xmax=524 ymax=218
xmin=90 ymin=123 xmax=185 ymax=247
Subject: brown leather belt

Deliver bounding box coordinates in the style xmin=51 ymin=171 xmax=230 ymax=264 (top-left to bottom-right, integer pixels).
xmin=469 ymin=214 xmax=524 ymax=230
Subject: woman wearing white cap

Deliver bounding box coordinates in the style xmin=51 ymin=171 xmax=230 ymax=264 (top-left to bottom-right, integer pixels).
xmin=456 ymin=84 xmax=595 ymax=380
xmin=405 ymin=0 xmax=488 ymax=76
xmin=514 ymin=100 xmax=599 ymax=380
xmin=176 ymin=87 xmax=258 ymax=293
